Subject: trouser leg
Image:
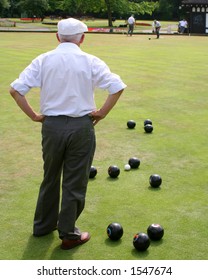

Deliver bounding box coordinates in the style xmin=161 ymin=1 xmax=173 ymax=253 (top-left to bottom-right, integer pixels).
xmin=156 ymin=28 xmax=160 ymax=38
xmin=128 ymin=24 xmax=133 ymax=35
xmin=57 ymin=116 xmax=96 ymax=240
xmin=33 ymin=115 xmax=95 ymax=238
xmin=33 ymin=118 xmax=65 ymax=236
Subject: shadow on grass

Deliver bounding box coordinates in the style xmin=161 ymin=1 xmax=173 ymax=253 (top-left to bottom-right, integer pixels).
xmin=21 ymin=232 xmax=80 ymax=260
xmin=143 ymin=132 xmax=154 ymax=135
xmin=50 ymin=244 xmax=80 ymax=260
xmin=131 ymin=248 xmax=150 ymax=258
xmin=148 ymin=186 xmax=161 ymax=192
xmin=104 ymin=238 xmax=123 ymax=247
xmin=126 ymin=127 xmax=136 ymax=131
xmin=131 ymin=239 xmax=164 ymax=259
xmin=89 ymin=177 xmax=97 ymax=181
xmin=21 ymin=233 xmax=55 ymax=260
xmin=150 ymin=239 xmax=164 ymax=247
xmin=106 ymin=177 xmax=120 ymax=182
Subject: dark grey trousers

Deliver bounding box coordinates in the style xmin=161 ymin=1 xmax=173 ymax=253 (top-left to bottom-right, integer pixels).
xmin=128 ymin=24 xmax=134 ymax=35
xmin=33 ymin=115 xmax=96 ymax=239
xmin=156 ymin=27 xmax=160 ymax=38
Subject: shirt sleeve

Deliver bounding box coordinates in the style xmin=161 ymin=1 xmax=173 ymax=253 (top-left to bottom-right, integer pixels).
xmin=92 ymin=57 xmax=127 ymax=94
xmin=10 ymin=54 xmax=43 ymax=95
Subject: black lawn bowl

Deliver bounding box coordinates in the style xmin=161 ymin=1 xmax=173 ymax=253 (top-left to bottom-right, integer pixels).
xmin=89 ymin=166 xmax=97 ymax=179
xmin=144 ymin=124 xmax=153 ymax=133
xmin=133 ymin=232 xmax=150 ymax=251
xmin=108 ymin=165 xmax=120 ymax=178
xmin=144 ymin=119 xmax=152 ymax=126
xmin=107 ymin=222 xmax=123 ymax=240
xmin=128 ymin=157 xmax=140 ymax=169
xmin=149 ymin=174 xmax=162 ymax=188
xmin=147 ymin=224 xmax=164 ymax=241
xmin=127 ymin=120 xmax=136 ymax=129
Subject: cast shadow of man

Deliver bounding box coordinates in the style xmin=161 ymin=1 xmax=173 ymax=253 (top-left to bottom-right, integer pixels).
xmin=21 ymin=233 xmax=55 ymax=260
xmin=21 ymin=232 xmax=79 ymax=260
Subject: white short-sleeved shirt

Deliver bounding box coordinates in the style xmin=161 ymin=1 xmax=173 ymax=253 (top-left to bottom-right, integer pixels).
xmin=154 ymin=21 xmax=161 ymax=28
xmin=11 ymin=43 xmax=127 ymax=117
xmin=128 ymin=16 xmax=135 ymax=25
xmin=180 ymin=20 xmax=187 ymax=28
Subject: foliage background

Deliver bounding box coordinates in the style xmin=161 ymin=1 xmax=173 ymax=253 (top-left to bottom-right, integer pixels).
xmin=1 ymin=0 xmax=183 ymax=21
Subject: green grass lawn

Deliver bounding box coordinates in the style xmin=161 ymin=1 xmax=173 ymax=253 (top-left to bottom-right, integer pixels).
xmin=0 ymin=32 xmax=208 ymax=260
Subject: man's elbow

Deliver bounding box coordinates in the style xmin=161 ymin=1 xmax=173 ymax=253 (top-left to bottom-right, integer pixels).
xmin=9 ymin=87 xmax=20 ymax=100
xmin=9 ymin=87 xmax=15 ymax=96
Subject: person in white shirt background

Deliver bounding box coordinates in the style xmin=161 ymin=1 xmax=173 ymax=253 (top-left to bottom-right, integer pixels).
xmin=127 ymin=14 xmax=135 ymax=36
xmin=9 ymin=18 xmax=126 ymax=250
xmin=152 ymin=19 xmax=161 ymax=39
xmin=178 ymin=19 xmax=188 ymax=34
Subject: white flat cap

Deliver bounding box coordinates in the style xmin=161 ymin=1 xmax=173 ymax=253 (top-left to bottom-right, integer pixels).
xmin=58 ymin=18 xmax=88 ymax=35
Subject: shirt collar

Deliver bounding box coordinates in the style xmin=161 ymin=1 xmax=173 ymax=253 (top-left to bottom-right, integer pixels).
xmin=57 ymin=42 xmax=81 ymax=51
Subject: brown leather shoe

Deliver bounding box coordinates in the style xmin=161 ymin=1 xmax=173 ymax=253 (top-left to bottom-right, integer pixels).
xmin=61 ymin=232 xmax=91 ymax=250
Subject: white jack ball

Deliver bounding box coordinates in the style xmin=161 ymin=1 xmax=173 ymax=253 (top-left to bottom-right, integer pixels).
xmin=124 ymin=164 xmax=131 ymax=171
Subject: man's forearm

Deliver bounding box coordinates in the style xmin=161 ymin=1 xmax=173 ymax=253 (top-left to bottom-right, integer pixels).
xmin=90 ymin=89 xmax=124 ymax=125
xmin=99 ymin=89 xmax=124 ymax=117
xmin=9 ymin=87 xmax=44 ymax=122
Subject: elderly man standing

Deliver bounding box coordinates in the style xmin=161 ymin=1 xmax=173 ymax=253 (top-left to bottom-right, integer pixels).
xmin=9 ymin=18 xmax=126 ymax=250
xmin=127 ymin=14 xmax=135 ymax=36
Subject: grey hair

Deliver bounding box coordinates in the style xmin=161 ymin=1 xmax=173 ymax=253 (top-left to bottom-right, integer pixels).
xmin=58 ymin=33 xmax=83 ymax=43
